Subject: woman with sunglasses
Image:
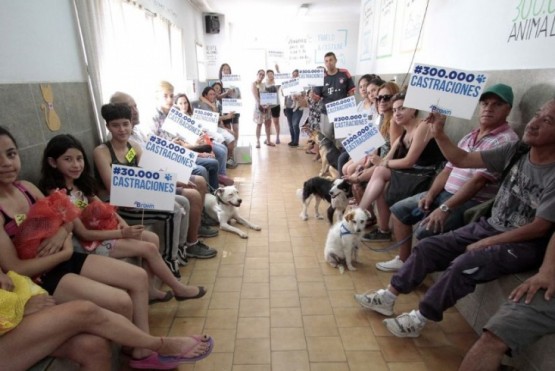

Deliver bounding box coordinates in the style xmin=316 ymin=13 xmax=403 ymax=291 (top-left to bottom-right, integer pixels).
xmin=343 ymin=81 xmax=401 ymax=204
xmin=359 ymin=92 xmax=444 ymax=242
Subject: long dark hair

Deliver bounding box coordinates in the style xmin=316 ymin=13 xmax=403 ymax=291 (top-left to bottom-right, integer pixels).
xmin=174 ymin=93 xmax=193 ymax=115
xmin=39 ymin=134 xmax=96 ymax=197
xmin=0 ymin=126 xmax=18 ymax=148
xmin=219 ymin=63 xmax=231 ymax=80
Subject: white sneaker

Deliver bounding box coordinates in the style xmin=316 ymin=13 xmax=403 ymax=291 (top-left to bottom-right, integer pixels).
xmin=376 ymin=256 xmax=404 ymax=272
xmin=353 ymin=289 xmax=394 ymax=316
xmin=383 ymin=310 xmax=426 ymax=338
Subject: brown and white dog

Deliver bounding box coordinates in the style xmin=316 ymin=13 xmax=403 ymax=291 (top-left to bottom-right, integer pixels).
xmin=205 ymin=186 xmax=261 ymax=239
xmin=324 ymin=208 xmax=372 ymax=273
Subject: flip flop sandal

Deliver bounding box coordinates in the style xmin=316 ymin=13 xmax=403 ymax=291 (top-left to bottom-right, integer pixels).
xmin=175 ymin=286 xmax=207 ymax=301
xmin=159 ymin=335 xmax=214 ymax=363
xmin=129 ymin=352 xmax=179 ymax=369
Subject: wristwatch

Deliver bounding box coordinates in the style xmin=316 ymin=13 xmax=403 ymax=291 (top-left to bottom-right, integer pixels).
xmin=439 ymin=203 xmax=450 ymax=213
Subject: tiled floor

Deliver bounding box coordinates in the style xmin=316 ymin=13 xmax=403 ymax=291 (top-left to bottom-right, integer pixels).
xmin=147 ymin=135 xmax=478 ymax=371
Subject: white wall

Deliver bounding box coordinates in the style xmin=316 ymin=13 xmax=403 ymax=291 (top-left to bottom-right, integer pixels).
xmin=0 ymin=0 xmax=85 ymax=83
xmin=357 ymin=0 xmax=555 ymax=75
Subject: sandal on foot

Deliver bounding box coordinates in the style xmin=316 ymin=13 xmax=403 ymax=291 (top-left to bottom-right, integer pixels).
xmin=149 ymin=291 xmax=174 ymax=305
xmin=264 ymin=140 xmax=275 ymax=147
xmin=175 ymin=286 xmax=207 ymax=301
xmin=160 ymin=335 xmax=214 ymax=363
xmin=256 ymin=142 xmax=260 ymax=148
xmin=129 ymin=352 xmax=179 ymax=369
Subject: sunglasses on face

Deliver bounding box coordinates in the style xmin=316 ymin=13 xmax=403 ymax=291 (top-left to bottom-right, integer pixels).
xmin=377 ymin=95 xmax=393 ymax=102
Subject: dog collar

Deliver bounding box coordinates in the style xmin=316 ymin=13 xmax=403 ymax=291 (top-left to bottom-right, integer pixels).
xmin=339 ymin=223 xmax=353 ymax=238
xmin=216 ymin=194 xmax=230 ymax=206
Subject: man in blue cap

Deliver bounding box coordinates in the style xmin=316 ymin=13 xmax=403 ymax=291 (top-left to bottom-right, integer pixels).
xmin=354 ymin=96 xmax=555 ymax=339
xmin=376 ymin=83 xmax=519 ymax=272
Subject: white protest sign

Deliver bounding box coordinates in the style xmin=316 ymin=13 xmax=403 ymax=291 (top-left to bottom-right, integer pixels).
xmin=139 ymin=135 xmax=198 ymax=183
xmin=110 ymin=165 xmax=176 ymax=211
xmin=222 ymin=98 xmax=242 ymax=114
xmin=274 ymin=73 xmax=291 ymax=84
xmin=299 ymin=68 xmax=324 ymax=87
xmin=341 ymin=124 xmax=385 ymax=163
xmin=221 ymin=74 xmax=241 ymax=88
xmin=281 ymin=78 xmax=304 ymax=96
xmin=404 ymin=63 xmax=489 ymax=119
xmin=192 ymin=108 xmax=219 ymax=132
xmin=333 ymin=113 xmax=372 ymax=139
xmin=161 ymin=107 xmax=203 ymax=144
xmin=260 ymin=92 xmax=278 ymax=106
xmin=325 ymin=96 xmax=357 ymax=123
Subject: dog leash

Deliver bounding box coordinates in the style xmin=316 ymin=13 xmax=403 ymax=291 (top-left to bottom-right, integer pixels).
xmin=361 ymin=232 xmax=413 ymax=252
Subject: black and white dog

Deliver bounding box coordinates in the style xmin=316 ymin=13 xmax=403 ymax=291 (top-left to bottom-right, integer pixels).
xmin=297 ymin=177 xmax=352 ymax=224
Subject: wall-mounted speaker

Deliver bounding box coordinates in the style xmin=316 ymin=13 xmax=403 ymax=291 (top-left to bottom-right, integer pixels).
xmin=205 ymin=15 xmax=220 ymax=34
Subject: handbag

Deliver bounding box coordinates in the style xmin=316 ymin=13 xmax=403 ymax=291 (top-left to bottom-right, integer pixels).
xmin=385 ymin=167 xmax=437 ymax=207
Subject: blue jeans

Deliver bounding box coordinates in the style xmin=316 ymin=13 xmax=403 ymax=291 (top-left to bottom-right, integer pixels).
xmin=212 ymin=142 xmax=228 ymax=175
xmin=284 ymin=107 xmax=303 ymax=145
xmin=390 ymin=190 xmax=479 ymax=240
xmin=193 ymin=157 xmax=219 ymax=191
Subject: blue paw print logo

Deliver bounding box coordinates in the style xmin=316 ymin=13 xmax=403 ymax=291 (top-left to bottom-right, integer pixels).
xmin=188 ymin=152 xmax=196 ymax=159
xmin=476 ymin=74 xmax=487 ymax=84
xmin=364 ymin=148 xmax=375 ymax=155
xmin=165 ymin=174 xmax=173 ymax=181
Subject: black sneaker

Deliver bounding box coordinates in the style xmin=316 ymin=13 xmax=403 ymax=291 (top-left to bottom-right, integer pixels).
xmin=164 ymin=256 xmax=181 ymax=278
xmin=201 ymin=211 xmax=219 ymax=227
xmin=186 ymin=241 xmax=218 ymax=259
xmin=177 ymin=245 xmax=189 ymax=266
xmin=362 ymin=229 xmax=392 ymax=242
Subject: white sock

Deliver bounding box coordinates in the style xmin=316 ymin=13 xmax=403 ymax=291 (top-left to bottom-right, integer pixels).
xmin=382 ymin=289 xmax=397 ymax=303
xmin=186 ymin=240 xmax=198 ymax=247
xmin=414 ymin=310 xmax=428 ymax=323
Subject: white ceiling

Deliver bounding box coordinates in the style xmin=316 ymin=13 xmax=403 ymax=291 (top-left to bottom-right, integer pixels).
xmin=190 ymin=0 xmax=361 ymax=23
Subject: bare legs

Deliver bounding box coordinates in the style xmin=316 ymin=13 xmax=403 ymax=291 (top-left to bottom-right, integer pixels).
xmin=0 ymin=300 xmax=211 ymax=370
xmin=271 ymin=116 xmax=280 ymax=144
xmin=459 ymin=331 xmax=508 ymax=371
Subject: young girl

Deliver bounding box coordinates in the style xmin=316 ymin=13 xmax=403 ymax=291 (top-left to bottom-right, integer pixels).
xmin=0 ymin=269 xmax=213 ymax=369
xmin=0 ymin=126 xmax=210 ymax=367
xmin=39 ymin=134 xmax=206 ymax=304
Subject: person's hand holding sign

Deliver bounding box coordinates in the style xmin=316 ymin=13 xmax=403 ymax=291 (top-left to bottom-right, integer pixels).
xmin=424 ymin=111 xmax=448 ymax=138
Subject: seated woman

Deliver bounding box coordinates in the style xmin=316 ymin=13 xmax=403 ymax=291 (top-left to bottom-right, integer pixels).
xmin=174 ymin=91 xmax=234 ymax=186
xmin=196 ymin=85 xmax=239 ymax=169
xmin=359 ymin=93 xmax=445 ymax=241
xmin=0 ymin=269 xmax=212 ymax=369
xmin=39 ymin=134 xmax=206 ymax=303
xmin=93 ymin=103 xmax=218 ymax=277
xmin=0 ymin=126 xmax=209 ymax=367
xmin=343 ymin=80 xmax=400 ymax=206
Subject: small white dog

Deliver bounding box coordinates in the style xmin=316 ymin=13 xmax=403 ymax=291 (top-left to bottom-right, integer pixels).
xmin=324 ymin=208 xmax=372 ymax=273
xmin=205 ymin=186 xmax=261 ymax=239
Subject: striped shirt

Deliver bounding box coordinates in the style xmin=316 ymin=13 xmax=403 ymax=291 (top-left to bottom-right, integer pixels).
xmin=444 ymin=123 xmax=519 ymax=202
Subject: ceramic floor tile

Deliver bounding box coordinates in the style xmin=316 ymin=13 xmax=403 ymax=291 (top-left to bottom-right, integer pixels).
xmin=243 ymin=268 xmax=269 ymax=283
xmin=306 ymin=336 xmax=347 ymax=362
xmin=271 ymin=350 xmax=310 ymax=371
xmin=300 ymin=296 xmax=333 ymax=315
xmin=270 ymin=275 xmax=298 ymax=291
xmin=338 ymin=326 xmax=380 ymax=350
xmin=271 ymin=307 xmax=303 ymax=327
xmin=270 ymin=327 xmax=307 ymax=351
xmin=345 ymin=350 xmax=389 ymax=371
xmin=303 ymin=314 xmax=339 ymax=337
xmin=270 ymin=290 xmax=300 ymax=308
xmin=233 ymin=338 xmax=271 ymax=365
xmin=240 ymin=282 xmax=270 ymax=298
xmin=209 ymin=291 xmax=240 ymax=309
xmin=236 ymin=317 xmax=270 ymax=339
xmin=238 ymin=298 xmax=270 ymax=317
